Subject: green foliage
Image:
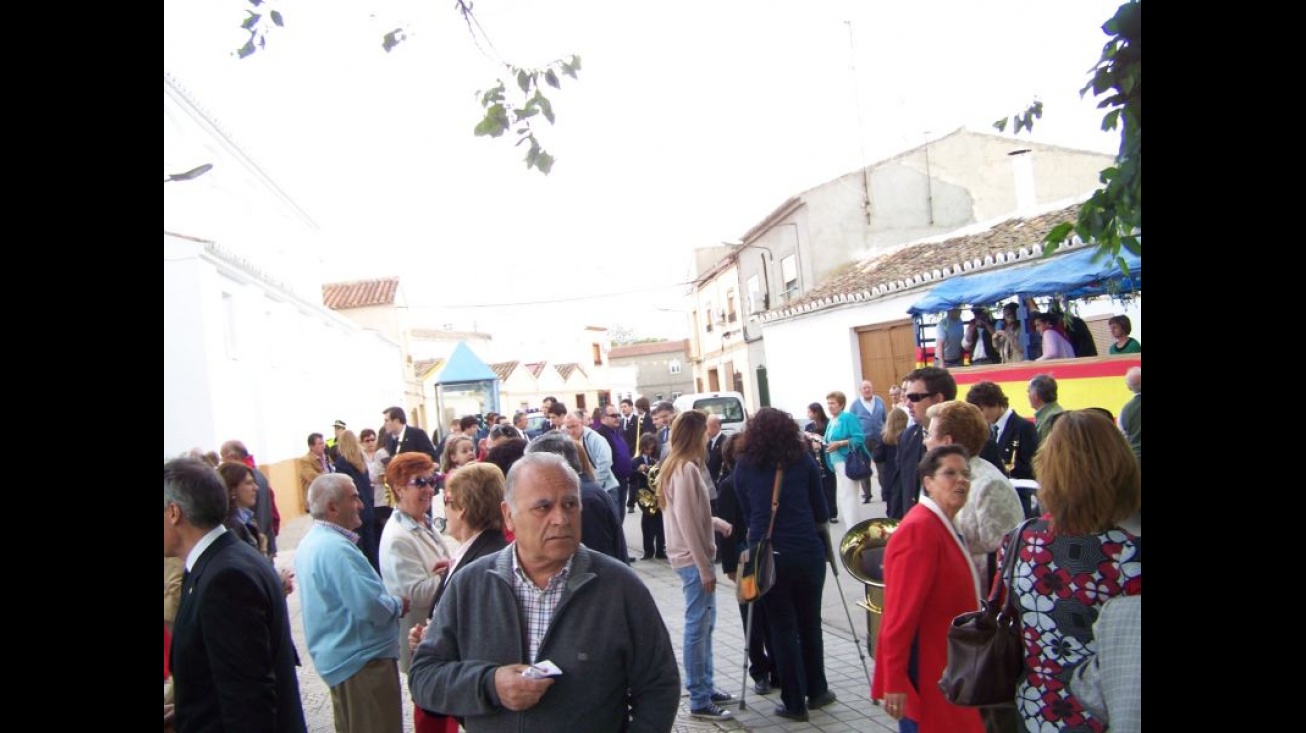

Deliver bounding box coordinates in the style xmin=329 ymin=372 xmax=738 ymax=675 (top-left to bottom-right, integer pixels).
xmin=475 ymin=55 xmax=580 ymax=175
xmin=231 ymin=2 xmax=580 ymax=175
xmin=997 ymin=0 xmax=1141 ymax=273
xmin=992 ymin=100 xmax=1043 ymax=135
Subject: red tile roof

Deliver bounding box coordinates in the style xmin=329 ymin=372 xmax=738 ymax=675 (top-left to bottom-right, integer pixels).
xmin=609 ymin=339 xmax=691 ymax=359
xmin=766 ymin=203 xmax=1084 ymax=321
xmin=555 ymin=363 xmax=586 ymax=381
xmin=322 ymin=277 xmax=400 ymax=310
xmin=490 ymin=361 xmax=520 ymax=381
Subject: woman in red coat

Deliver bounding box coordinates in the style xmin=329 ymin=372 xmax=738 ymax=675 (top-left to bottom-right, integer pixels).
xmin=871 ymin=444 xmax=984 ymax=733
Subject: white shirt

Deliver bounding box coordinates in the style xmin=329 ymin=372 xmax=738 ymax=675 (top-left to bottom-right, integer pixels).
xmin=185 ymin=525 xmax=228 ymax=572
xmin=994 ymin=408 xmax=1015 ymax=442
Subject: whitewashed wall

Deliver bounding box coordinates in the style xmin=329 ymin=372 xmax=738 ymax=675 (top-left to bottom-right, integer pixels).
xmin=164 ymin=236 xmax=404 ymax=462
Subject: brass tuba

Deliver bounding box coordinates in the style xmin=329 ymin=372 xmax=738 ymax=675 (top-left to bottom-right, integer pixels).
xmin=839 ymin=518 xmax=900 ymax=658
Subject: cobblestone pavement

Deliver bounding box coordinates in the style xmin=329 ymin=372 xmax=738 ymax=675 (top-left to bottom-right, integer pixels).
xmin=279 ymin=491 xmax=898 ymax=732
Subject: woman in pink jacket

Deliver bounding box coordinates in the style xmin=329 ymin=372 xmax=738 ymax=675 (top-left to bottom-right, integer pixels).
xmin=659 ymin=409 xmax=735 ymax=722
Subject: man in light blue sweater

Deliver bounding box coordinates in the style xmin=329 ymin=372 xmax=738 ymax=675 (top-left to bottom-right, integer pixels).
xmin=297 ymin=473 xmax=410 ymax=733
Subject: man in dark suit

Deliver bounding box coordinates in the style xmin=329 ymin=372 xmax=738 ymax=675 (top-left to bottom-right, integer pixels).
xmin=966 ymin=380 xmax=1040 ymax=517
xmin=164 ymin=457 xmax=306 ymax=733
xmin=382 ymin=405 xmax=438 ymax=461
xmin=705 ymin=414 xmax=726 ymax=483
xmin=886 ymin=367 xmax=956 ymax=520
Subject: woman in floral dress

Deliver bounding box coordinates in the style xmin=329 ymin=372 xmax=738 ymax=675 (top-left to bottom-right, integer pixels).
xmin=1000 ymin=410 xmax=1141 ymax=732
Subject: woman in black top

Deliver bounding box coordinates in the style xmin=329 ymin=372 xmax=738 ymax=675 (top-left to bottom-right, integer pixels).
xmin=803 ymin=402 xmax=838 ymax=522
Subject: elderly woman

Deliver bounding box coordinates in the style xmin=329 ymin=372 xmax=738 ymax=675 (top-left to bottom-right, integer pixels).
xmin=823 ymin=390 xmax=867 ymax=527
xmin=871 ymin=445 xmax=985 ymax=733
xmin=733 ymin=407 xmax=834 ymax=721
xmin=379 ymin=452 xmax=452 ymax=677
xmin=921 ymin=401 xmax=1024 ymax=589
xmin=1003 ymin=411 xmax=1141 ymax=732
xmin=409 ymin=462 xmax=509 ymax=733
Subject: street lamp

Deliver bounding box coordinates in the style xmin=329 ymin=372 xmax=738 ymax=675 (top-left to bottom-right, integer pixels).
xmin=164 ymin=163 xmax=214 ymax=183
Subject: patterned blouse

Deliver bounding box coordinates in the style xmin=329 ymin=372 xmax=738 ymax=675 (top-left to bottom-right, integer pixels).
xmin=1001 ymin=519 xmax=1142 ymax=733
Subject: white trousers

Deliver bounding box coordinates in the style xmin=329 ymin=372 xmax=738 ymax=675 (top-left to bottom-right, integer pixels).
xmin=832 ymin=460 xmax=868 ymax=527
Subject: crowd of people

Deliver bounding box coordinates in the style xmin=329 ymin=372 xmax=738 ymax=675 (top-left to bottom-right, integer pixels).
xmin=165 ymin=359 xmax=1141 ymax=733
xmin=935 ymin=301 xmax=1141 ymax=366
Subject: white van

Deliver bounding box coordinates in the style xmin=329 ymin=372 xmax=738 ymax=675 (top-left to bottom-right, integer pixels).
xmin=673 ymin=391 xmax=748 ymax=435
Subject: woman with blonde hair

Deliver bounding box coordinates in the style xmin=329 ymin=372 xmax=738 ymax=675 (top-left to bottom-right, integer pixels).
xmin=874 ymin=408 xmax=910 ymax=517
xmin=660 ymin=410 xmax=736 ymax=721
xmin=921 ymin=400 xmax=1024 ymax=589
xmin=1003 ymin=411 xmax=1142 ymax=732
xmin=334 ymin=429 xmax=380 ymax=571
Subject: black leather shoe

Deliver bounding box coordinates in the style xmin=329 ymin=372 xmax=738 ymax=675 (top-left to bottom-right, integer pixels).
xmin=809 ymin=690 xmax=838 ymax=709
xmin=752 ymin=678 xmax=771 ymax=695
xmin=773 ymin=705 xmax=808 ymax=722
xmin=861 ymin=497 xmax=871 ymax=504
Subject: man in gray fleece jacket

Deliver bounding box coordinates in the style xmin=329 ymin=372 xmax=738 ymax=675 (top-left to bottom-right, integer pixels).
xmin=408 ymin=452 xmax=680 ymax=732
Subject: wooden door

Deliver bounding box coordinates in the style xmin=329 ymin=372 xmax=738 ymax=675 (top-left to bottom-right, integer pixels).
xmin=856 ymin=319 xmax=917 ymax=407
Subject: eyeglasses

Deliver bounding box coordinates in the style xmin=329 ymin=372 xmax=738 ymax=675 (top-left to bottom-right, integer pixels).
xmin=604 ymin=413 xmax=620 ymax=419
xmin=409 ymin=476 xmax=439 ymax=488
xmin=362 ymin=437 xmax=376 ymax=443
xmin=905 ymin=392 xmax=935 ymax=403
xmin=931 ymin=468 xmax=972 ymax=482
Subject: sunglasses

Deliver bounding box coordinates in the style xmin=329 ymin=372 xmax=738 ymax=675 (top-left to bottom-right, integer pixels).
xmin=905 ymin=392 xmax=936 ymax=403
xmin=409 ymin=476 xmax=439 ymax=488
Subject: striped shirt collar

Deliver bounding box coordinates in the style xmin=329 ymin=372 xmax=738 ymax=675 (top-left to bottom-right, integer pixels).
xmin=509 ymin=543 xmax=575 ymax=663
xmin=315 ymin=519 xmax=361 ymax=544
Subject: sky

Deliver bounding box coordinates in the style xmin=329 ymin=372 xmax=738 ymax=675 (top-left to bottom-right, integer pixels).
xmin=164 ymin=0 xmax=1125 ymax=341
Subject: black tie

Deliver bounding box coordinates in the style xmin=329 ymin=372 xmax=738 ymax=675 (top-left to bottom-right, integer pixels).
xmin=991 ymin=424 xmax=999 ymax=442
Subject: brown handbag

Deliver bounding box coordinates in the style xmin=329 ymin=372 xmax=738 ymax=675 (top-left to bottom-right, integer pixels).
xmin=938 ymin=518 xmax=1036 ymax=708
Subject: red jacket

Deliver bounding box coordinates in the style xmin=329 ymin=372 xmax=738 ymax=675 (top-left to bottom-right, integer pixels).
xmin=871 ymin=500 xmax=984 ymax=733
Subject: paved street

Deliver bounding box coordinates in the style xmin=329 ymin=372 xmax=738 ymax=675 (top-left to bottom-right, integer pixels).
xmin=278 ymin=490 xmax=898 ymax=732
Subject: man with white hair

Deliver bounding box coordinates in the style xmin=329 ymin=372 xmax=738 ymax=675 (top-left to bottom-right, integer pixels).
xmin=295 ymin=473 xmax=409 ymax=733
xmin=409 ymin=452 xmax=680 ymax=732
xmin=1119 ymin=366 xmax=1141 ymax=467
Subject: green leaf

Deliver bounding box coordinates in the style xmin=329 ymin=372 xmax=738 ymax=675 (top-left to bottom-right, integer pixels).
xmin=247 ymin=0 xmax=263 ymax=6
xmin=270 ymin=10 xmax=283 ymax=27
xmin=535 ymin=93 xmax=555 ymax=124
xmin=545 ymin=69 xmax=560 ymax=89
xmin=535 ymin=151 xmax=554 ymax=174
xmin=479 ymin=82 xmax=505 ymax=107
xmin=242 ymin=12 xmax=261 ymax=30
xmin=236 ymin=39 xmax=257 ymax=59
xmin=473 ymin=104 xmax=510 ymax=138
xmin=1045 ymin=221 xmax=1075 ymax=245
xmin=517 ymin=70 xmax=531 ymax=93
xmin=992 ymin=118 xmax=1008 ymax=133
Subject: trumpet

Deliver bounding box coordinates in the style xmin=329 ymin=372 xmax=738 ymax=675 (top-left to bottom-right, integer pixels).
xmin=1004 ymin=437 xmax=1019 ymax=475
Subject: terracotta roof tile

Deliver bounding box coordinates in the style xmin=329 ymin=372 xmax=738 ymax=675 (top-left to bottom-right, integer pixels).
xmin=555 ymin=363 xmax=587 ymax=381
xmin=322 ymin=277 xmax=400 ymax=310
xmin=608 ymin=339 xmax=691 ymax=359
xmin=490 ymin=361 xmax=519 ymax=381
xmin=772 ymin=203 xmax=1083 ymax=318
xmin=413 ymin=358 xmax=442 ymax=379
xmin=525 ymin=362 xmax=546 ymax=378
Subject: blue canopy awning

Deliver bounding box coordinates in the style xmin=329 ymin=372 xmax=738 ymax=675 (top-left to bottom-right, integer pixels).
xmin=906 ymin=246 xmax=1140 ymax=315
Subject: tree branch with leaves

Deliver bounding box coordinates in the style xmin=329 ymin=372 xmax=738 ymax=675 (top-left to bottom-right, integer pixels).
xmin=995 ymin=0 xmax=1140 ymax=273
xmin=231 ymin=0 xmax=580 ymax=175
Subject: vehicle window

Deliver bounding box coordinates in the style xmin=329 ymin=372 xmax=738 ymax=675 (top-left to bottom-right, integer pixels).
xmin=692 ymin=397 xmax=744 ymax=422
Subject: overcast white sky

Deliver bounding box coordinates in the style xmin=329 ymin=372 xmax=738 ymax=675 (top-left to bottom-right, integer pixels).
xmin=164 ymin=0 xmax=1124 ymax=340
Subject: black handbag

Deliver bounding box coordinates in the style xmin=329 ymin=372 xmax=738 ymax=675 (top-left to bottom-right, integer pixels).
xmin=843 ymin=443 xmax=872 ymax=481
xmin=938 ymin=518 xmax=1037 ymax=708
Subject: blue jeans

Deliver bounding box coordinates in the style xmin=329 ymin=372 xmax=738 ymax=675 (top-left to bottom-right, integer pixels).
xmin=675 ymin=565 xmax=717 ymax=709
